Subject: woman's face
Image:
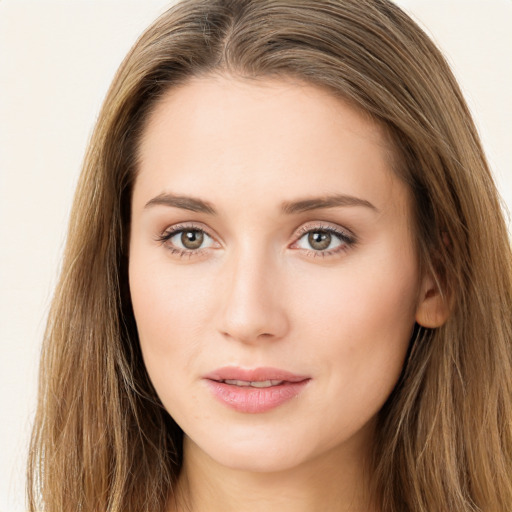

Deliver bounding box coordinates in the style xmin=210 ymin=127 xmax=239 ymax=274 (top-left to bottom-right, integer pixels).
xmin=129 ymin=76 xmax=431 ymax=472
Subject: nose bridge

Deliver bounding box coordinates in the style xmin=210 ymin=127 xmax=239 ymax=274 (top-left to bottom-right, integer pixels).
xmin=217 ymin=241 xmax=289 ymax=343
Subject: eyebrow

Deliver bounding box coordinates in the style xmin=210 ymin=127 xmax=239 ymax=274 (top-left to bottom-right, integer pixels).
xmin=144 ymin=192 xmax=378 ymax=215
xmin=281 ymin=194 xmax=378 ymax=214
xmin=144 ymin=193 xmax=217 ymax=214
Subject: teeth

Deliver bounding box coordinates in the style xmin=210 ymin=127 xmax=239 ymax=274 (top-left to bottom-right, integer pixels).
xmin=224 ymin=379 xmax=251 ymax=387
xmin=251 ymin=379 xmax=283 ymax=388
xmin=223 ymin=379 xmax=284 ymax=388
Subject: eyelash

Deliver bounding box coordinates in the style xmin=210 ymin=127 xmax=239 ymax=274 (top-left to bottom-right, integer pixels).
xmin=156 ymin=222 xmax=357 ymax=258
xmin=156 ymin=223 xmax=215 ymax=258
xmin=292 ymin=223 xmax=357 ymax=258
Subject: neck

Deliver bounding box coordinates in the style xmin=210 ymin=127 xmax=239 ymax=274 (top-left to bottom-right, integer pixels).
xmin=169 ymin=435 xmax=378 ymax=512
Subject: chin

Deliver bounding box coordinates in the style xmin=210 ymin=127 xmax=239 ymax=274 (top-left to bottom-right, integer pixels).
xmin=183 ymin=420 xmax=335 ymax=474
xmin=206 ymin=441 xmax=310 ymax=473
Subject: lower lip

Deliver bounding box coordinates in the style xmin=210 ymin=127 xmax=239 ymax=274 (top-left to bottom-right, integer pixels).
xmin=204 ymin=379 xmax=310 ymax=413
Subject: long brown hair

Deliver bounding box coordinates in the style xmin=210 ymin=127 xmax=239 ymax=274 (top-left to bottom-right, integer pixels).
xmin=28 ymin=1 xmax=512 ymax=510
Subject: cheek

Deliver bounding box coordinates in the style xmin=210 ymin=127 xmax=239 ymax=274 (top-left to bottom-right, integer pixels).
xmin=293 ymin=249 xmax=418 ymax=411
xmin=296 ymin=251 xmax=418 ymax=338
xmin=128 ymin=248 xmax=213 ymax=385
xmin=129 ymin=257 xmax=225 ymax=432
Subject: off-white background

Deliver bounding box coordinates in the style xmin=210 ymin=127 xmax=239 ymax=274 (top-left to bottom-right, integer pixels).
xmin=1 ymin=1 xmax=511 ymax=510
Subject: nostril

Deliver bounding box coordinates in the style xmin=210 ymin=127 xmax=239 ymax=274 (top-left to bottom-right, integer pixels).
xmin=220 ymin=328 xmax=279 ymax=344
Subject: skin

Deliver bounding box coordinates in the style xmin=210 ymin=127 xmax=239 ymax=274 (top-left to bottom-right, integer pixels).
xmin=129 ymin=75 xmax=446 ymax=512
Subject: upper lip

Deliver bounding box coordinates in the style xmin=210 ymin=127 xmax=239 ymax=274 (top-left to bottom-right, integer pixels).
xmin=204 ymin=366 xmax=310 ymax=383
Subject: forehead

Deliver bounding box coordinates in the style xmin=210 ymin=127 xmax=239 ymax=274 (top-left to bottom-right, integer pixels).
xmin=134 ymin=75 xmax=408 ymax=217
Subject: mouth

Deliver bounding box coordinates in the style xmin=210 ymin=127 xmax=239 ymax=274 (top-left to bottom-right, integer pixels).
xmin=204 ymin=367 xmax=311 ymax=413
xmin=220 ymin=379 xmax=286 ymax=388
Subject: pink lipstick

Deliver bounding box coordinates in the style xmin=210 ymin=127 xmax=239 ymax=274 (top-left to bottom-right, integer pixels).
xmin=203 ymin=367 xmax=310 ymax=413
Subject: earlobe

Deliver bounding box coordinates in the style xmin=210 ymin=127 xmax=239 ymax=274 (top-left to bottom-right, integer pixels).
xmin=415 ymin=273 xmax=451 ymax=328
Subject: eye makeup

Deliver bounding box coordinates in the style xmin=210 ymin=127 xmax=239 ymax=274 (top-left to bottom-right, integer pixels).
xmin=155 ymin=220 xmax=357 ymax=260
xmin=291 ymin=222 xmax=357 ymax=258
xmin=155 ymin=222 xmax=219 ymax=258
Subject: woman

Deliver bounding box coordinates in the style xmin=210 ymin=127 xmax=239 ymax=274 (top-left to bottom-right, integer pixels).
xmin=27 ymin=0 xmax=512 ymax=511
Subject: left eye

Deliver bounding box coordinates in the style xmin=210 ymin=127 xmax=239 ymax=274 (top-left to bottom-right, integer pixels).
xmin=295 ymin=229 xmax=345 ymax=252
xmin=165 ymin=229 xmax=215 ymax=250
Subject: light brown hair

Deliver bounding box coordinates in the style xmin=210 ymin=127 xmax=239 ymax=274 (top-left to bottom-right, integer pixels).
xmin=28 ymin=1 xmax=512 ymax=510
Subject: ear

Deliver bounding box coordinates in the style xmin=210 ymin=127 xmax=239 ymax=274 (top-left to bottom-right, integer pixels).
xmin=415 ymin=273 xmax=451 ymax=328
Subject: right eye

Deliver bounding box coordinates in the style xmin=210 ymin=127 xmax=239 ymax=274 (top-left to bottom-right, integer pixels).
xmin=158 ymin=226 xmax=217 ymax=254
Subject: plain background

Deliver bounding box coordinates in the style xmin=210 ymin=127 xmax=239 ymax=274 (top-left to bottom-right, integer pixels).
xmin=0 ymin=1 xmax=511 ymax=510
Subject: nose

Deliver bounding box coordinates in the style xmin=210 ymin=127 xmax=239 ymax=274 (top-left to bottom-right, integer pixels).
xmin=216 ymin=249 xmax=290 ymax=345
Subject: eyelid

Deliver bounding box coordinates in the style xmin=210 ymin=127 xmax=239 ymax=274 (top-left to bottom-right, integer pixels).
xmin=293 ymin=221 xmax=356 ymax=241
xmin=156 ymin=222 xmax=221 ymax=252
xmin=156 ymin=220 xmax=356 ymax=257
xmin=290 ymin=221 xmax=357 ymax=255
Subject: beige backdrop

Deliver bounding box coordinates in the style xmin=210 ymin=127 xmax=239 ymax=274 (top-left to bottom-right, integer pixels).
xmin=1 ymin=1 xmax=511 ymax=510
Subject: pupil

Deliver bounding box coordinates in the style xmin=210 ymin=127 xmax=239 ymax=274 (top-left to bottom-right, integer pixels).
xmin=181 ymin=230 xmax=204 ymax=249
xmin=308 ymin=231 xmax=331 ymax=250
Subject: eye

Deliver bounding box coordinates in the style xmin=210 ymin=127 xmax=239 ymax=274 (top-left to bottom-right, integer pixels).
xmin=158 ymin=226 xmax=216 ymax=253
xmin=300 ymin=231 xmax=338 ymax=251
xmin=292 ymin=225 xmax=356 ymax=255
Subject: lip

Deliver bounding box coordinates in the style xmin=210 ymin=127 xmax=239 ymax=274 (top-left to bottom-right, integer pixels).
xmin=203 ymin=366 xmax=311 ymax=413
